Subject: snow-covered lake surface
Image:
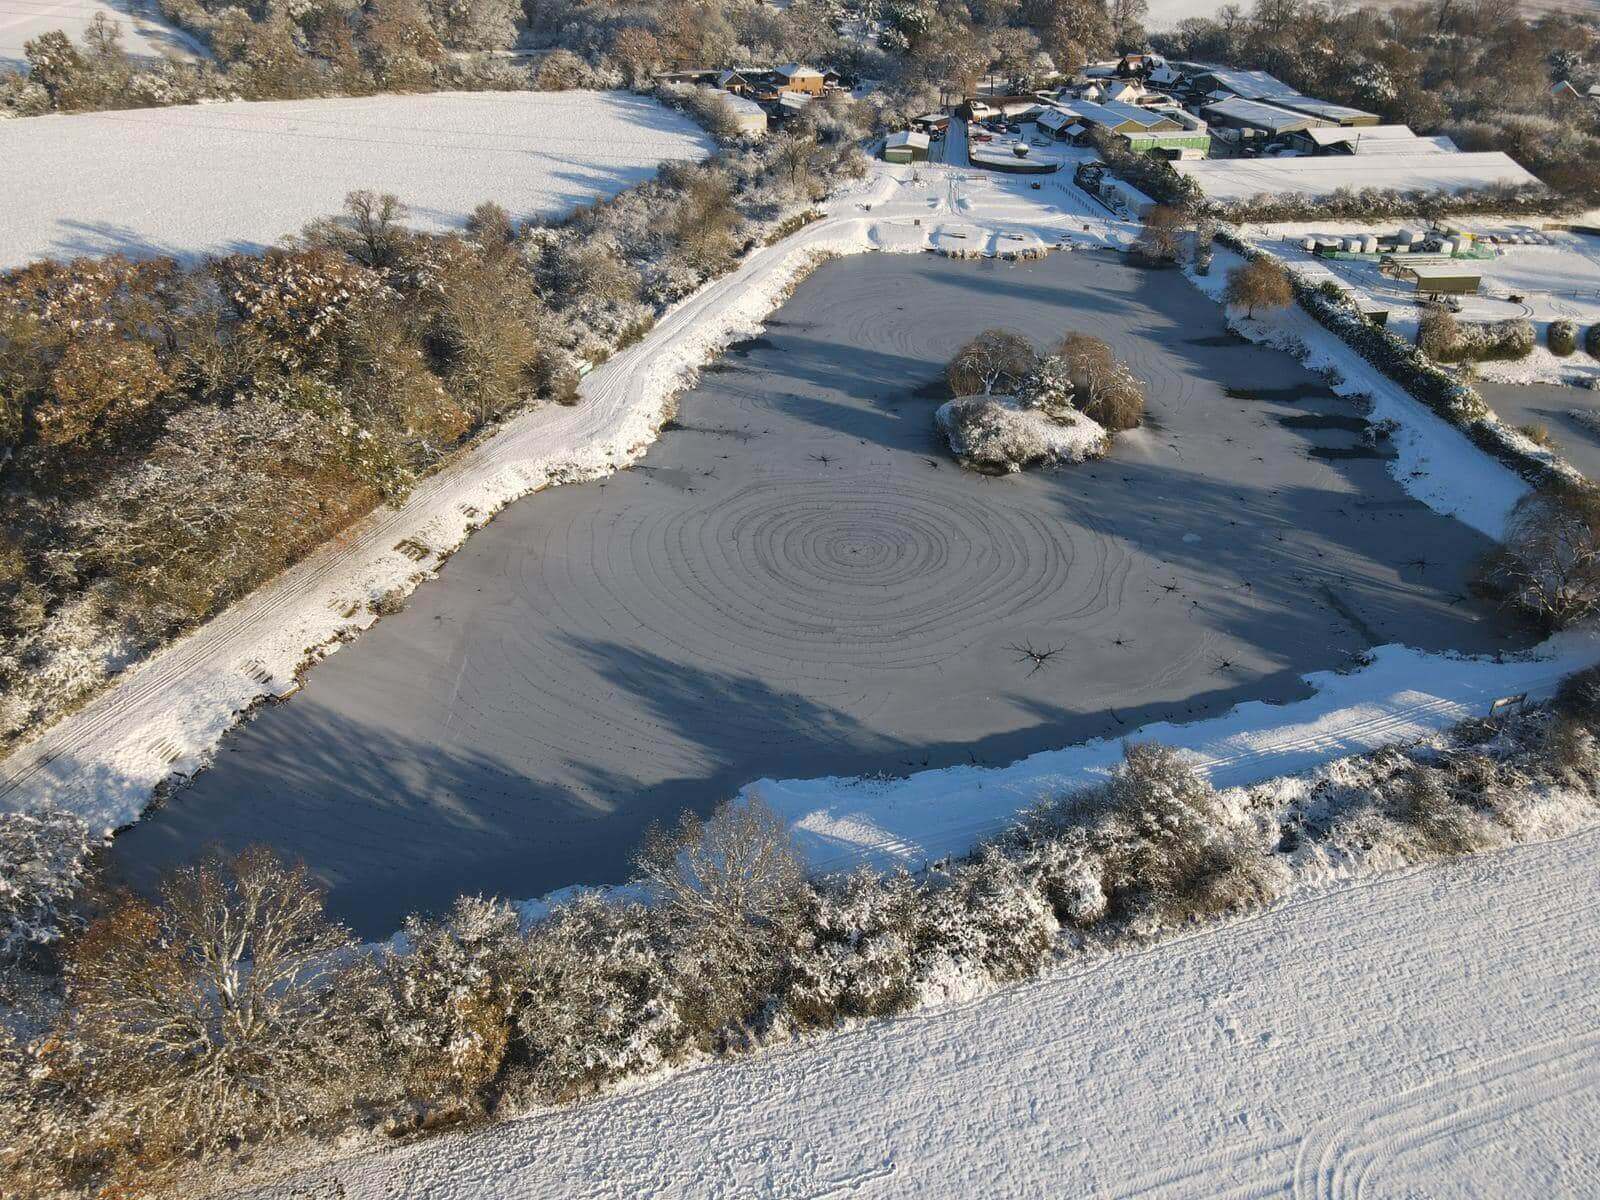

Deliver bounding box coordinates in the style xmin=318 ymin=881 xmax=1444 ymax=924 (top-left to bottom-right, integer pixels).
xmin=0 ymin=91 xmax=714 ymax=268
xmin=241 ymin=823 xmax=1600 ymax=1199
xmin=106 ymin=250 xmax=1532 ymax=936
xmin=0 ymin=0 xmax=205 ymax=73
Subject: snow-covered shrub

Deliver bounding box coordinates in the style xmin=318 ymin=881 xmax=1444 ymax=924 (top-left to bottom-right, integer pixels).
xmin=936 ymin=395 xmax=1107 ymax=473
xmin=1478 ymin=486 xmax=1600 ymax=629
xmin=376 ymin=895 xmax=530 ymax=1105
xmin=0 ymin=71 xmax=50 ymax=119
xmin=919 ymin=848 xmax=1056 ymax=985
xmin=519 ymin=894 xmax=682 ymax=1101
xmin=785 ymin=870 xmax=923 ymax=1029
xmin=1549 ymin=319 xmax=1578 ymax=357
xmin=1083 ymin=742 xmax=1282 ymax=927
xmin=0 ymin=808 xmax=93 ymax=960
xmin=636 ymin=798 xmax=807 ymax=1046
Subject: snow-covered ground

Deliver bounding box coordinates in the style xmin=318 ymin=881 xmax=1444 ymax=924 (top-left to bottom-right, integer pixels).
xmin=755 ymin=631 xmax=1599 ymax=877
xmin=244 ymin=822 xmax=1600 ymax=1199
xmin=0 ymin=91 xmax=714 ymax=268
xmin=0 ymin=0 xmax=205 ymax=73
xmin=1242 ymin=220 xmax=1600 ymax=388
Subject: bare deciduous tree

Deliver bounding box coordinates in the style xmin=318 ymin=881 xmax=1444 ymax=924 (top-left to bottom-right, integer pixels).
xmin=946 ymin=328 xmax=1038 ymax=396
xmin=64 ymin=846 xmax=363 ymax=1158
xmin=1057 ymin=332 xmax=1145 ymax=431
xmin=1480 ymin=487 xmax=1600 ymax=629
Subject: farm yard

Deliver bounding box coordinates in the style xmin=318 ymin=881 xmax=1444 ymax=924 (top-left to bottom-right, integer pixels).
xmin=0 ymin=91 xmax=714 ymax=267
xmin=106 ymin=249 xmax=1532 ymax=936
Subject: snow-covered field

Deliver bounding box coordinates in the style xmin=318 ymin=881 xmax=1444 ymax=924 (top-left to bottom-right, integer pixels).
xmin=0 ymin=91 xmax=714 ymax=268
xmin=0 ymin=0 xmax=204 ymax=73
xmin=245 ymin=823 xmax=1600 ymax=1199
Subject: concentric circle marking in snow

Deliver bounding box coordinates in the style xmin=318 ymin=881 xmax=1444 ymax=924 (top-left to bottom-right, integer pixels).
xmin=526 ymin=476 xmax=1125 ymax=675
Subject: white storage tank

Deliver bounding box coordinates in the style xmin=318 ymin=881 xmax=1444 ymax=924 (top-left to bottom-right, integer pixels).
xmin=1345 ymin=237 xmax=1363 ymax=253
xmin=1362 ymin=234 xmax=1378 ymax=254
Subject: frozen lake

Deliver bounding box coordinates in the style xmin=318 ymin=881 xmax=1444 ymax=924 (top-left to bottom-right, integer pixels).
xmin=108 ymin=251 xmax=1531 ymax=936
xmin=1476 ymin=380 xmax=1600 ymax=481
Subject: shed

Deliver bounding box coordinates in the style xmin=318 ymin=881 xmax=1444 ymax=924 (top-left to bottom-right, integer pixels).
xmin=884 ymin=129 xmax=930 ymax=163
xmin=721 ymin=93 xmax=768 ymax=138
xmin=1202 ymin=96 xmax=1329 ymax=136
xmin=1401 ymin=263 xmax=1483 ymax=296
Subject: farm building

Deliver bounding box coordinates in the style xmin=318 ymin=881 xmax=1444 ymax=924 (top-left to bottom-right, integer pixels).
xmin=1396 ymin=262 xmax=1483 ymax=296
xmin=1171 ymin=151 xmax=1541 ymax=205
xmin=1287 ymin=125 xmax=1459 ymax=156
xmin=911 ymin=112 xmax=951 ymax=133
xmin=1038 ymin=100 xmax=1208 ymax=154
xmin=1202 ymin=96 xmax=1330 ymax=136
xmin=722 ymin=94 xmax=768 ymax=137
xmin=774 ymin=92 xmax=813 ymax=121
xmin=1268 ymin=96 xmax=1380 ymax=126
xmin=883 ymin=129 xmax=930 ymax=163
xmin=773 ymin=64 xmax=825 ymax=95
xmin=1185 ymin=67 xmax=1302 ymax=102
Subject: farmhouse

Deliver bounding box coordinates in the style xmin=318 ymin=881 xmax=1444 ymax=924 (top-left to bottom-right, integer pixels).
xmin=774 ymin=64 xmax=825 ymax=95
xmin=1172 ymin=151 xmax=1542 ymax=205
xmin=883 ymin=129 xmax=930 ymax=163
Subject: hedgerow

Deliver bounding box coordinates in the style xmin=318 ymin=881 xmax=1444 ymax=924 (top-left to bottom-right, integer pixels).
xmin=6 ymin=686 xmax=1600 ymax=1196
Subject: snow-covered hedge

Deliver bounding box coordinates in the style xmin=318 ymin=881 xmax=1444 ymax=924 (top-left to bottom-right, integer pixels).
xmin=1215 ymin=230 xmax=1582 ymax=489
xmin=6 ymin=686 xmax=1600 ymax=1193
xmin=935 ymin=395 xmax=1108 ymax=473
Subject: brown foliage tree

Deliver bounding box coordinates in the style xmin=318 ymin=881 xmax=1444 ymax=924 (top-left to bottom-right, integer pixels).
xmin=947 ymin=328 xmax=1038 ymax=396
xmin=1222 ymin=257 xmax=1294 ymax=319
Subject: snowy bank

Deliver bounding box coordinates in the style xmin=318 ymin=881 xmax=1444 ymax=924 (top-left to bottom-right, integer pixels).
xmin=934 ymin=394 xmax=1107 ymax=472
xmin=747 ymin=631 xmax=1600 ymax=876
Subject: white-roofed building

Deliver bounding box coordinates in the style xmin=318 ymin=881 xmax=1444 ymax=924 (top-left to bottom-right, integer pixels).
xmin=1172 ymin=151 xmax=1542 ymax=206
xmin=883 ymin=129 xmax=930 ymax=163
xmin=1202 ymin=96 xmax=1330 ymax=136
xmin=1288 ymin=125 xmax=1458 ymax=156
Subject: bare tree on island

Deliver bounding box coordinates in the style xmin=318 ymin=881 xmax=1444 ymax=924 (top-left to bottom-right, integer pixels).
xmin=946 ymin=329 xmax=1039 ymax=396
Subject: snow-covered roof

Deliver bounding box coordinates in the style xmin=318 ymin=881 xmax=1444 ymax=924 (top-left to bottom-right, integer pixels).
xmin=777 ymin=92 xmax=813 ymax=110
xmin=1203 ymin=97 xmax=1328 ymax=133
xmin=1405 ymin=262 xmax=1484 ymax=280
xmin=775 ymin=63 xmax=823 ymax=79
xmin=723 ymin=94 xmax=767 ymax=118
xmin=1269 ymin=96 xmax=1381 ymax=125
xmin=1052 ymin=98 xmax=1179 ymax=132
xmin=1172 ymin=152 xmax=1542 ymax=204
xmin=885 ymin=129 xmax=930 ymax=150
xmin=1300 ymin=125 xmax=1458 ymax=155
xmin=1192 ymin=67 xmax=1300 ymax=100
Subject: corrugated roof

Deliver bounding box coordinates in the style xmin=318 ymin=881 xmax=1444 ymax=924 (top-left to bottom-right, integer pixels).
xmin=1203 ymin=97 xmax=1327 ymax=132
